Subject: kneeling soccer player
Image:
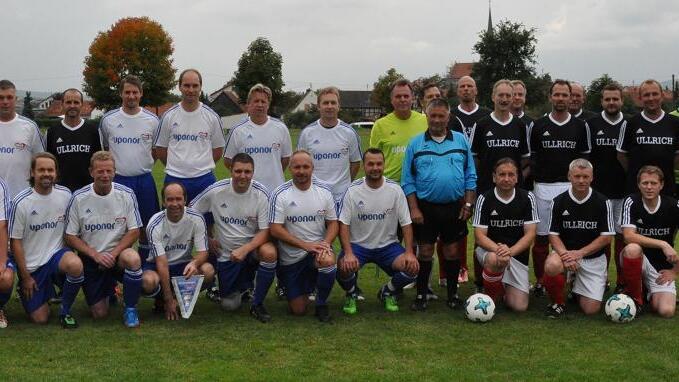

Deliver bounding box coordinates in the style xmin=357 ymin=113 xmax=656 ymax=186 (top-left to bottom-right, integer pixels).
xmin=543 ymin=159 xmax=614 ymax=317
xmin=10 ymin=153 xmax=83 ymax=328
xmin=0 ymin=177 xmax=13 ymax=328
xmin=473 ymin=158 xmax=537 ymax=311
xmin=270 ymin=150 xmax=338 ymax=322
xmin=337 ymin=148 xmax=418 ymax=314
xmin=620 ymin=166 xmax=679 ymax=318
xmin=143 ymin=182 xmax=215 ymax=320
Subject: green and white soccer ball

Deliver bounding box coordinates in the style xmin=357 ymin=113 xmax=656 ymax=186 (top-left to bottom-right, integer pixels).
xmin=604 ymin=294 xmax=636 ymax=323
xmin=464 ymin=293 xmax=495 ymax=322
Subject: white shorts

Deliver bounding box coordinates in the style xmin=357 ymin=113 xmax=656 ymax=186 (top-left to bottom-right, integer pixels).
xmin=534 ymin=182 xmax=570 ymax=235
xmin=642 ymin=255 xmax=677 ymax=299
xmin=610 ymin=198 xmax=623 ymax=234
xmin=570 ymin=255 xmax=607 ymax=301
xmin=475 ymin=247 xmax=530 ymax=293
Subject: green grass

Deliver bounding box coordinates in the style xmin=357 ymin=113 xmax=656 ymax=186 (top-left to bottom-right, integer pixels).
xmin=1 ymin=128 xmax=678 ymax=381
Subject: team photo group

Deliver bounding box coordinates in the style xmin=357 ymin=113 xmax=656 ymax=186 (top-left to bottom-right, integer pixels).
xmin=0 ymin=67 xmax=678 ymax=329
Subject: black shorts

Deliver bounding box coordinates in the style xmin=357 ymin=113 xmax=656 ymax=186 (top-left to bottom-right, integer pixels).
xmin=414 ymin=199 xmax=467 ymax=245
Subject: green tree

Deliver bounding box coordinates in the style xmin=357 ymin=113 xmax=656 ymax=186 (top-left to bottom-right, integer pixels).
xmin=283 ymin=106 xmax=319 ymax=129
xmin=371 ymin=68 xmax=405 ymax=113
xmin=232 ymin=37 xmax=284 ymax=110
xmin=585 ymin=74 xmax=616 ymax=112
xmin=83 ymin=17 xmax=176 ymax=111
xmin=22 ymin=91 xmax=34 ymax=119
xmin=471 ymin=20 xmax=538 ymax=107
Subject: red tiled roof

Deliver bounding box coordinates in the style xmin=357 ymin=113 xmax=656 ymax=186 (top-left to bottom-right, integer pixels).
xmin=143 ymin=103 xmax=176 ymax=116
xmin=622 ymin=86 xmax=673 ymax=107
xmin=448 ymin=62 xmax=475 ymax=80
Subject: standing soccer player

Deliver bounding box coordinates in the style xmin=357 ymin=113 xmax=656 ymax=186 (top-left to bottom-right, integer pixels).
xmin=511 ymin=80 xmax=534 ymax=193
xmin=154 ymin=69 xmax=225 ymax=202
xmin=543 ymin=159 xmax=614 ymax=317
xmin=269 ymin=151 xmax=338 ymax=322
xmin=473 ymin=158 xmax=538 ymax=311
xmin=10 ymin=153 xmax=83 ymax=327
xmin=100 ymin=75 xmax=161 ymax=262
xmin=0 ymin=80 xmax=45 ymax=198
xmin=452 ymin=76 xmax=491 ymax=138
xmin=569 ymin=82 xmax=597 ymax=122
xmin=143 ymin=182 xmax=214 ymax=320
xmin=190 ymin=153 xmax=277 ymax=322
xmin=620 ymin=166 xmax=679 ymax=318
xmin=337 ymin=148 xmax=418 ymax=314
xmin=45 ymin=88 xmax=101 ymax=192
xmin=587 ymin=83 xmax=627 ymax=291
xmin=529 ymin=80 xmax=591 ymax=296
xmin=617 ymin=79 xmax=679 ymax=197
xmin=65 ymin=151 xmax=144 ymax=327
xmin=224 ymin=84 xmax=292 ymax=193
xmin=0 ymin=176 xmax=13 ymax=328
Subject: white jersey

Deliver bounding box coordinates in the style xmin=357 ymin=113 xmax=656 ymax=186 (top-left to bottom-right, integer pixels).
xmin=0 ymin=177 xmax=9 ymax=221
xmin=9 ymin=186 xmax=71 ymax=272
xmin=339 ymin=177 xmax=411 ymax=249
xmin=189 ymin=179 xmax=269 ymax=262
xmin=146 ymin=207 xmax=208 ymax=265
xmin=65 ymin=183 xmax=142 ymax=253
xmin=0 ymin=115 xmax=45 ymax=197
xmin=224 ymin=116 xmax=292 ymax=192
xmin=297 ymin=119 xmax=362 ymax=201
xmin=270 ymin=180 xmax=337 ymax=265
xmin=153 ymin=103 xmax=225 ymax=178
xmin=99 ymin=108 xmax=159 ymax=176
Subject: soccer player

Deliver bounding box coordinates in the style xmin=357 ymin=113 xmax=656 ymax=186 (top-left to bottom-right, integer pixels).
xmin=0 ymin=79 xmax=45 ymax=197
xmin=529 ymin=79 xmax=591 ymax=297
xmin=337 ymin=148 xmax=418 ymax=314
xmin=620 ymin=166 xmax=679 ymax=318
xmin=587 ymin=82 xmax=627 ymax=291
xmin=543 ymin=159 xmax=614 ymax=317
xmin=100 ymin=75 xmax=161 ymax=262
xmin=418 ymin=82 xmax=442 ymax=112
xmin=617 ymin=79 xmax=679 ymax=196
xmin=402 ymin=98 xmax=476 ymax=310
xmin=64 ymin=151 xmax=144 ymax=327
xmin=45 ymin=88 xmax=101 ymax=192
xmin=9 ymin=153 xmax=83 ymax=327
xmin=143 ymin=182 xmax=214 ymax=321
xmin=224 ymin=83 xmax=292 ymax=193
xmin=452 ymin=76 xmax=491 ymax=138
xmin=154 ymin=69 xmax=225 ymax=202
xmin=0 ymin=176 xmax=13 ymax=328
xmin=297 ymin=86 xmax=361 ymax=204
xmin=473 ymin=158 xmax=538 ymax=311
xmin=569 ymin=82 xmax=597 ymax=122
xmin=269 ymin=150 xmax=338 ymax=322
xmin=511 ymin=80 xmax=534 ymax=192
xmin=190 ymin=153 xmax=277 ymax=322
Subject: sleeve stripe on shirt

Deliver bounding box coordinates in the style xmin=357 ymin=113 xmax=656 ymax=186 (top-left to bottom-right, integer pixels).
xmin=268 ymin=181 xmax=293 ymax=223
xmin=153 ymin=104 xmax=180 ymax=146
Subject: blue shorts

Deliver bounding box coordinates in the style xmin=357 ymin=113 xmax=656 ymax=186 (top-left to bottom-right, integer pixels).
xmin=277 ymin=254 xmax=318 ymax=301
xmin=216 ymin=253 xmax=258 ymax=296
xmin=339 ymin=242 xmax=405 ymax=277
xmin=143 ymin=261 xmax=189 ymax=278
xmin=80 ymin=254 xmax=128 ymax=306
xmin=18 ymin=248 xmax=69 ymax=314
xmin=115 ymin=173 xmax=160 ymax=227
xmin=164 ymin=172 xmax=216 ymax=205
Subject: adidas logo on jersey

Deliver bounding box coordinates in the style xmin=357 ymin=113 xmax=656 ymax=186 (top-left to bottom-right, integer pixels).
xmin=246 ymin=134 xmax=253 ymax=139
xmin=220 ymin=203 xmax=228 ymax=209
xmin=543 ymin=131 xmax=551 ymax=136
xmin=357 ymin=201 xmax=365 ymax=208
xmin=312 ymin=139 xmax=321 ymax=145
xmin=637 ymin=218 xmax=643 ymax=224
xmin=172 ymin=122 xmax=180 ymax=129
xmin=636 ymin=128 xmax=644 ymax=134
xmin=56 ymin=137 xmax=63 ymax=143
xmin=562 ymin=210 xmax=570 ymax=216
xmin=486 ymin=131 xmax=493 ymax=137
xmin=163 ymin=233 xmax=170 ymax=239
xmin=116 ymin=123 xmax=124 ymax=129
xmin=491 ymin=210 xmax=498 ymax=216
xmin=597 ymin=130 xmax=604 ymax=136
xmin=289 ymin=201 xmax=297 ymax=207
xmin=85 ymin=208 xmax=92 ymax=214
xmin=31 ymin=210 xmax=38 ymax=216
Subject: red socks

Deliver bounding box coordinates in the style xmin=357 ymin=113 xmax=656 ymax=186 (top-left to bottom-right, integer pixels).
xmin=543 ymin=273 xmax=566 ymax=305
xmin=482 ymin=269 xmax=505 ymax=302
xmin=622 ymin=256 xmax=643 ymax=305
xmin=532 ymin=242 xmax=549 ymax=283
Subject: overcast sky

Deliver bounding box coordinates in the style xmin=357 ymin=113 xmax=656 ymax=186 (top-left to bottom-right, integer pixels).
xmin=3 ymin=0 xmax=678 ymax=95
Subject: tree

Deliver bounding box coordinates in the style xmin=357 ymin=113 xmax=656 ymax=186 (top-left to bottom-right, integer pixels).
xmin=471 ymin=20 xmax=538 ymax=107
xmin=22 ymin=91 xmax=34 ymax=119
xmin=371 ymin=68 xmax=405 ymax=113
xmin=232 ymin=37 xmax=284 ymax=110
xmin=585 ymin=74 xmax=616 ymax=112
xmin=83 ymin=17 xmax=176 ymax=111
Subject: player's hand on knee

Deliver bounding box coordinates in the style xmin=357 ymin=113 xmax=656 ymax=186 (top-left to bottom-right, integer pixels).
xmin=95 ymin=251 xmax=116 ymax=268
xmin=656 ymin=269 xmax=676 ymax=286
xmin=231 ymin=247 xmax=247 ymax=263
xmin=183 ymin=261 xmax=199 ymax=278
xmin=21 ymin=277 xmax=38 ymax=300
xmin=341 ymin=253 xmax=359 ymax=273
xmin=305 ymin=242 xmax=329 ymax=255
xmin=165 ymin=298 xmax=179 ymax=321
xmin=403 ymin=252 xmax=419 ymax=275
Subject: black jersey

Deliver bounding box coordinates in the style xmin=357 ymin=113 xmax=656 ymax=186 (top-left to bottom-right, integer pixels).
xmin=473 ymin=187 xmax=538 ymax=265
xmin=518 ymin=112 xmax=534 ymax=127
xmin=45 ymin=120 xmax=102 ymax=191
xmin=617 ymin=111 xmax=679 ymax=196
xmin=452 ymin=104 xmax=492 ymax=138
xmin=621 ymin=193 xmax=679 ymax=271
xmin=471 ymin=113 xmax=529 ymax=193
xmin=529 ymin=114 xmax=591 ymax=183
xmin=517 ymin=112 xmax=535 ymax=190
xmin=447 ymin=115 xmax=466 ymax=136
xmin=588 ymin=112 xmax=627 ymax=199
xmin=572 ymin=109 xmax=598 ymax=122
xmin=549 ymin=188 xmax=614 ymax=259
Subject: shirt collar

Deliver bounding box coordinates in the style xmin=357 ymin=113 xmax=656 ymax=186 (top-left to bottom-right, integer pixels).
xmin=424 ymin=129 xmax=454 ymax=142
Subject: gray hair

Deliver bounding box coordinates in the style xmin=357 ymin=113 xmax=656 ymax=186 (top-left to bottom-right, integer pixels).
xmin=568 ymin=158 xmax=593 ymax=172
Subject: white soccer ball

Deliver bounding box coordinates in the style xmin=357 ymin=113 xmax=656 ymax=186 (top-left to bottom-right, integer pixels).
xmin=464 ymin=293 xmax=496 ymax=322
xmin=604 ymin=294 xmax=636 ymax=323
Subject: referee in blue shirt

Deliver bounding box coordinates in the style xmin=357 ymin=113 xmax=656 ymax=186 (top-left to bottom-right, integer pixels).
xmin=401 ymin=98 xmax=477 ymax=311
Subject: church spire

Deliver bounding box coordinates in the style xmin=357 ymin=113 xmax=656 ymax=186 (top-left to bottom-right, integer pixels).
xmin=487 ymin=0 xmax=493 ymax=34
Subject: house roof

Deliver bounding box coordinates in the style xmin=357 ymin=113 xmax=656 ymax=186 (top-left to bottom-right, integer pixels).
xmin=43 ymin=100 xmax=95 ymax=118
xmin=143 ymin=102 xmax=176 ymax=116
xmin=622 ymin=86 xmax=674 ymax=107
xmin=448 ymin=62 xmax=475 ymax=80
xmin=339 ymin=90 xmax=373 ymax=108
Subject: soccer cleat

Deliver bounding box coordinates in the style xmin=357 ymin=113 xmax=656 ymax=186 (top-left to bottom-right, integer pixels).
xmin=241 ymin=288 xmax=254 ymax=303
xmin=614 ymin=284 xmax=626 ymax=294
xmin=458 ymin=268 xmax=469 ymax=283
xmin=308 ymin=290 xmax=317 ymax=302
xmin=403 ymin=282 xmax=415 ymax=290
xmin=531 ymin=283 xmax=546 ymax=298
xmin=410 ymin=295 xmax=428 ymax=311
xmin=384 ymin=295 xmax=399 ymax=312
xmin=355 ymin=287 xmax=365 ymax=302
xmin=0 ymin=310 xmax=7 ymax=328
xmin=315 ymin=305 xmax=332 ymax=322
xmin=275 ymin=285 xmax=287 ymax=300
xmin=60 ymin=314 xmax=79 ymax=329
xmin=123 ymin=307 xmax=141 ymax=328
xmin=49 ymin=289 xmax=63 ymax=305
xmin=250 ymin=304 xmax=272 ymax=323
xmin=545 ymin=303 xmax=566 ymax=318
xmin=446 ymin=295 xmax=463 ymax=310
xmin=205 ymin=285 xmax=220 ymax=303
xmin=426 ymin=286 xmax=439 ymax=301
xmin=343 ymin=294 xmax=358 ymax=315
